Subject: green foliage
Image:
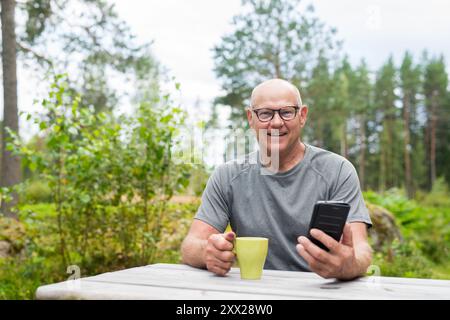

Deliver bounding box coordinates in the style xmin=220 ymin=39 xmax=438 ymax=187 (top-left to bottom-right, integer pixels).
xmin=213 ymin=1 xmax=450 ymax=195
xmin=371 ymin=240 xmax=434 ymax=279
xmin=0 ymin=217 xmax=26 ymax=254
xmin=185 ymin=164 xmax=210 ymax=196
xmin=22 ymin=0 xmax=52 ymax=44
xmin=420 ymin=177 xmax=450 ymax=207
xmin=306 ymin=53 xmax=333 ymax=147
xmin=212 ymin=0 xmax=341 ymax=128
xmin=365 ymin=188 xmax=450 ymax=275
xmin=6 ymin=74 xmax=192 ymax=274
xmin=0 ymin=201 xmax=198 ymax=299
xmin=0 ymin=256 xmax=63 ymax=300
xmin=2 ymin=187 xmax=449 ymax=299
xmin=17 ymin=0 xmax=160 ymax=112
xmin=152 ymin=201 xmax=200 ymax=263
xmin=424 ymin=55 xmax=448 ymax=105
xmin=20 ymin=180 xmax=52 ymax=204
xmin=0 ymin=208 xmax=64 ymax=299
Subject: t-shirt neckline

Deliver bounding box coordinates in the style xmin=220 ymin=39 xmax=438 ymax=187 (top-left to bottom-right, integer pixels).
xmin=257 ymin=143 xmax=312 ymax=177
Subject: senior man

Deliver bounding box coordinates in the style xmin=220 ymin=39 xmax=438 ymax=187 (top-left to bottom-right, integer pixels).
xmin=181 ymin=79 xmax=372 ymax=280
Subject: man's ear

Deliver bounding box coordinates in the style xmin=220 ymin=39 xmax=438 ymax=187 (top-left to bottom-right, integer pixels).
xmin=299 ymin=105 xmax=308 ymax=127
xmin=246 ymin=107 xmax=253 ymax=128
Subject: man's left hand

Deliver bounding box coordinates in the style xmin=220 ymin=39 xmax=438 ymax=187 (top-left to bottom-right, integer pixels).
xmin=296 ymin=223 xmax=361 ymax=280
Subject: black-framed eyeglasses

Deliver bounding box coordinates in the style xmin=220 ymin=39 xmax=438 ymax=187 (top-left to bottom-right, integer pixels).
xmin=252 ymin=106 xmax=300 ymax=122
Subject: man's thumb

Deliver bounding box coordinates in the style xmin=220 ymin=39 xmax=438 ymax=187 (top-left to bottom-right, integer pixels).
xmin=224 ymin=231 xmax=236 ymax=242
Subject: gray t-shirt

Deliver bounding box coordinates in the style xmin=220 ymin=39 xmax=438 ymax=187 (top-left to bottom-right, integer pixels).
xmin=194 ymin=144 xmax=372 ymax=271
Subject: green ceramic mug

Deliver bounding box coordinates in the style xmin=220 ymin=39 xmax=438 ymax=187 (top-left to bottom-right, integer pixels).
xmin=234 ymin=237 xmax=268 ymax=280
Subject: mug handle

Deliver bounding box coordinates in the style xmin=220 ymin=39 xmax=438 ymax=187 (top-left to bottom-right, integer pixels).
xmin=231 ymin=238 xmax=239 ymax=267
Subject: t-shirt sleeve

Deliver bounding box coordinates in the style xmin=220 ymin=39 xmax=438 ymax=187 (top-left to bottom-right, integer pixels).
xmin=194 ymin=165 xmax=231 ymax=232
xmin=330 ymin=159 xmax=372 ymax=228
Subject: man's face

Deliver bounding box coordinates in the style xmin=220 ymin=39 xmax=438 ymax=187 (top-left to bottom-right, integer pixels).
xmin=247 ymin=84 xmax=308 ymax=156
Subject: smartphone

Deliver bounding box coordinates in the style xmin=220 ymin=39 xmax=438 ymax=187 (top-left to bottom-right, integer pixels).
xmin=307 ymin=201 xmax=350 ymax=251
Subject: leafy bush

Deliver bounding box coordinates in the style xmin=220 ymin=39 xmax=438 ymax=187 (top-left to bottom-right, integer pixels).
xmin=371 ymin=240 xmax=434 ymax=279
xmin=0 ymin=200 xmax=198 ymax=299
xmin=20 ymin=180 xmax=52 ymax=204
xmin=364 ymin=188 xmax=450 ymax=276
xmin=5 ymin=74 xmax=192 ymax=274
xmin=0 ymin=217 xmax=26 ymax=254
xmin=420 ymin=177 xmax=450 ymax=207
xmin=0 ymin=254 xmax=63 ymax=300
xmin=185 ymin=164 xmax=210 ymax=196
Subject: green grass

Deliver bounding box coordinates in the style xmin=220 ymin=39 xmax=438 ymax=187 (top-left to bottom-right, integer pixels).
xmin=1 ymin=201 xmax=198 ymax=299
xmin=19 ymin=203 xmax=57 ymax=219
xmin=430 ymin=264 xmax=450 ymax=280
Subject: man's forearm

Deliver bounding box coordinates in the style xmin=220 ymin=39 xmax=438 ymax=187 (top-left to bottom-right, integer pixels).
xmin=181 ymin=236 xmax=208 ymax=269
xmin=352 ymin=242 xmax=373 ymax=278
xmin=336 ymin=241 xmax=372 ymax=281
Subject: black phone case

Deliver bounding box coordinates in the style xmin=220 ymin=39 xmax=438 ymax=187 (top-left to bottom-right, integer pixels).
xmin=307 ymin=201 xmax=350 ymax=251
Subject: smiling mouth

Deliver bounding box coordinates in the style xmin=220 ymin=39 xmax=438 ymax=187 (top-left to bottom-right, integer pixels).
xmin=268 ymin=132 xmax=287 ymax=137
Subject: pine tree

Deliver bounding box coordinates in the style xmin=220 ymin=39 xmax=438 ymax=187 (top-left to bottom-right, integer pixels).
xmin=352 ymin=60 xmax=373 ymax=190
xmin=1 ymin=0 xmax=20 ymax=218
xmin=213 ymin=0 xmax=341 ymax=129
xmin=330 ymin=57 xmax=352 ymax=158
xmin=374 ymin=57 xmax=400 ymax=191
xmin=424 ymin=55 xmax=448 ymax=188
xmin=305 ymin=51 xmax=333 ymax=147
xmin=399 ymin=52 xmax=421 ymax=198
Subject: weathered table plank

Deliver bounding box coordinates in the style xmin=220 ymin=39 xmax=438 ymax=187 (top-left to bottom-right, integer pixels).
xmin=35 ymin=263 xmax=450 ymax=300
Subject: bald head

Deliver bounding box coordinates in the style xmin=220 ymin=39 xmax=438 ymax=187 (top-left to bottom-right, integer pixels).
xmin=250 ymin=79 xmax=302 ymax=108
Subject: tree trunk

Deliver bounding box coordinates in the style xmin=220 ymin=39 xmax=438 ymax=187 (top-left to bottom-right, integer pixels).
xmin=1 ymin=0 xmax=20 ymax=219
xmin=402 ymin=94 xmax=414 ymax=198
xmin=358 ymin=114 xmax=366 ymax=190
xmin=424 ymin=111 xmax=431 ymax=190
xmin=430 ymin=90 xmax=438 ymax=188
xmin=379 ymin=129 xmax=386 ymax=192
xmin=385 ymin=116 xmax=394 ymax=189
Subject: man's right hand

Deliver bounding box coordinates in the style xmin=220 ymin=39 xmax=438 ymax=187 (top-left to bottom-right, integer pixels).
xmin=204 ymin=231 xmax=236 ymax=276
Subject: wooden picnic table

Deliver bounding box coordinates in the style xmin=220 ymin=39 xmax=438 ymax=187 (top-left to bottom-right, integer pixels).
xmin=35 ymin=263 xmax=450 ymax=300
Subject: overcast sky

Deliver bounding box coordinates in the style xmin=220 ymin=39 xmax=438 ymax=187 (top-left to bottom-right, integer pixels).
xmin=109 ymin=0 xmax=450 ymax=165
xmin=4 ymin=0 xmax=450 ymax=164
xmin=12 ymin=0 xmax=450 ymax=118
xmin=111 ymin=0 xmax=450 ymax=110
